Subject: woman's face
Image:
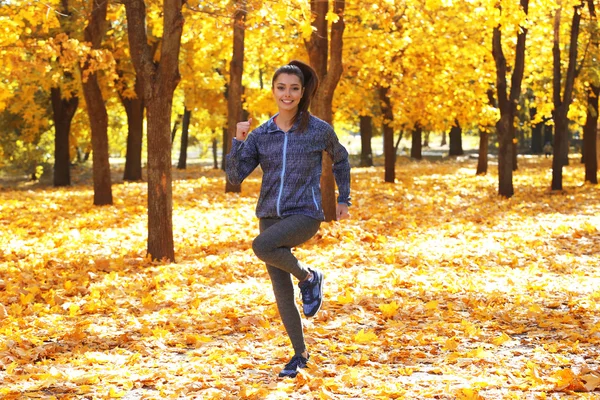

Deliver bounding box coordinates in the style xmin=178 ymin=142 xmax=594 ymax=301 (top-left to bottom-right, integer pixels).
xmin=272 ymin=73 xmax=304 ymax=113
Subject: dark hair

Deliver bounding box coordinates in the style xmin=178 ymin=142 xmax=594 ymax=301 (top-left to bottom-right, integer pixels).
xmin=272 ymin=60 xmax=319 ymax=133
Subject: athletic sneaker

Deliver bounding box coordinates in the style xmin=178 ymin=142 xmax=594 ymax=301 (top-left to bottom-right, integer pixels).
xmin=298 ymin=268 xmax=324 ymax=317
xmin=278 ymin=354 xmax=309 ymax=378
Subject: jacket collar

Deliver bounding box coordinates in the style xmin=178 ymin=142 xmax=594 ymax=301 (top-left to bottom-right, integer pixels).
xmin=266 ymin=113 xmax=302 ymax=134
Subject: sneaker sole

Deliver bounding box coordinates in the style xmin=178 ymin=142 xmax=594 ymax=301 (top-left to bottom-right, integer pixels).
xmin=306 ymin=270 xmax=323 ymax=317
xmin=278 ymin=371 xmax=299 ymax=378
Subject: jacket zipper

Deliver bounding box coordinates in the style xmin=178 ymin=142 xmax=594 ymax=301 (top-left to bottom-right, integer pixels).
xmin=276 ymin=132 xmax=289 ymax=217
xmin=311 ymin=186 xmax=319 ymax=210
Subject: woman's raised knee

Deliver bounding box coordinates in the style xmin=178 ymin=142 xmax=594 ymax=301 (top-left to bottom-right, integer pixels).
xmin=252 ymin=235 xmax=270 ymax=260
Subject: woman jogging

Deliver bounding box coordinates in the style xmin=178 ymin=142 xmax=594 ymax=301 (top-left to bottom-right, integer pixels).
xmin=225 ymin=60 xmax=352 ymax=378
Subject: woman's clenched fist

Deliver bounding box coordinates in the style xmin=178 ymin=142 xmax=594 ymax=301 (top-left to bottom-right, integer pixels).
xmin=236 ymin=118 xmax=253 ymax=141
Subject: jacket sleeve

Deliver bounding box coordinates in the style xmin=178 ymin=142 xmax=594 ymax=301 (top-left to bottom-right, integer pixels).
xmin=324 ymin=127 xmax=352 ymax=206
xmin=225 ymin=132 xmax=260 ymax=185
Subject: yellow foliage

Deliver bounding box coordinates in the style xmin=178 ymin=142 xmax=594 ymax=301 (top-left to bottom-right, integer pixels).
xmin=444 ymin=337 xmax=459 ymax=351
xmin=353 ymin=329 xmax=378 ymax=344
xmin=491 ymin=332 xmax=512 ymax=346
xmin=379 ymin=301 xmax=400 ymax=319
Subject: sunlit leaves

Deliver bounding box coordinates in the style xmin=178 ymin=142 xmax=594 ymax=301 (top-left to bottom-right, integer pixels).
xmin=379 ymin=301 xmax=400 ymax=319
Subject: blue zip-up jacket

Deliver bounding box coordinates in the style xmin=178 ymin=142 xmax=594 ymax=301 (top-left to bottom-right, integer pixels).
xmin=226 ymin=114 xmax=351 ymax=221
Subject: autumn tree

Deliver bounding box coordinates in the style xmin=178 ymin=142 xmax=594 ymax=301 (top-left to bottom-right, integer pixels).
xmin=583 ymin=0 xmax=599 ymax=184
xmin=332 ymin=15 xmax=380 ymax=170
xmin=51 ymin=88 xmax=79 ymax=186
xmin=225 ymin=1 xmax=246 ymax=193
xmin=306 ymin=0 xmax=345 ymax=221
xmin=52 ymin=0 xmax=83 ymax=187
xmin=0 ymin=1 xmax=88 ymax=184
xmin=410 ymin=124 xmax=423 ymax=160
xmin=476 ymin=127 xmax=490 ymax=175
xmin=341 ymin=2 xmax=408 ymax=184
xmin=551 ymin=1 xmax=584 ymax=191
xmin=82 ymin=0 xmax=113 ymax=205
xmin=359 ymin=115 xmax=373 ymax=167
xmin=179 ymin=2 xmax=229 ymax=173
xmin=115 ymin=35 xmax=149 ymax=182
xmin=379 ymin=86 xmax=396 ymax=181
xmin=346 ymin=1 xmax=494 ymax=178
xmin=121 ymin=76 xmax=145 ymax=181
xmin=88 ymin=3 xmax=145 ymax=182
xmin=124 ymin=0 xmax=185 ymax=261
xmin=474 ymin=90 xmax=496 ymax=175
xmin=492 ymin=0 xmax=529 ymax=198
xmin=582 ymin=83 xmax=599 ymax=184
xmin=448 ymin=122 xmax=464 ymax=157
xmin=177 ymin=108 xmax=191 ymax=169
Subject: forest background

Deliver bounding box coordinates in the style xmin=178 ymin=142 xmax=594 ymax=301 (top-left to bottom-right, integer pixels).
xmin=1 ymin=0 xmax=600 ymax=398
xmin=2 ymin=0 xmax=600 ymax=194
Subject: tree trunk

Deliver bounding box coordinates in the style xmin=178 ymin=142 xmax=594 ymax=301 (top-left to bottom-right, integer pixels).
xmin=224 ymin=2 xmax=245 ymax=193
xmin=476 ymin=129 xmax=489 ymax=175
xmin=50 ymin=87 xmax=78 ymax=187
xmin=492 ymin=0 xmax=528 ymax=198
xmin=212 ymin=137 xmax=219 ymax=169
xmin=83 ymin=73 xmax=113 ymax=205
xmin=51 ymin=0 xmax=77 ymax=188
xmin=359 ymin=115 xmax=373 ymax=167
xmin=583 ymin=85 xmax=599 ymax=183
xmin=597 ymin=125 xmax=600 ymax=174
xmin=551 ymin=2 xmax=583 ymax=190
xmin=531 ymin=117 xmax=544 ymax=154
xmin=177 ymin=108 xmax=191 ymax=169
xmin=441 ymin=131 xmax=447 ymax=146
xmin=171 ymin=115 xmax=181 ymax=144
xmin=221 ymin=127 xmax=227 ymax=170
xmin=124 ymin=0 xmax=184 ymax=262
xmin=515 ymin=116 xmax=524 ymax=167
xmin=552 ymin=109 xmax=569 ymax=189
xmin=122 ymin=77 xmax=144 ymax=181
xmin=411 ymin=125 xmax=422 ymax=160
xmin=544 ymin=124 xmax=554 ymax=145
xmin=378 ymin=86 xmax=395 ymax=182
xmin=306 ymin=0 xmax=345 ymax=221
xmin=584 ymin=0 xmax=599 ymax=183
xmin=145 ymin=99 xmax=175 ymax=261
xmin=394 ymin=131 xmax=404 ymax=155
xmin=497 ymin=115 xmax=514 ymax=196
xmin=83 ymin=0 xmax=112 ymax=205
xmin=449 ymin=123 xmax=464 ymax=156
xmin=513 ymin=137 xmax=519 ymax=171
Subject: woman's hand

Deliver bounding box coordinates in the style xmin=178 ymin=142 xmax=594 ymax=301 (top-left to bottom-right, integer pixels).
xmin=336 ymin=203 xmax=350 ymax=220
xmin=236 ymin=118 xmax=253 ymax=141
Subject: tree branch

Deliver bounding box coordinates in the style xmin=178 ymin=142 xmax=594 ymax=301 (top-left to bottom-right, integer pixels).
xmin=509 ymin=0 xmax=529 ymax=103
xmin=322 ymin=0 xmax=345 ymax=96
xmin=84 ymin=0 xmax=108 ymax=48
xmin=123 ymin=0 xmax=156 ymax=97
xmin=306 ymin=0 xmax=329 ymax=77
xmin=492 ymin=26 xmax=509 ymax=114
xmin=157 ymin=0 xmax=185 ymax=93
xmin=553 ymin=4 xmax=563 ymax=109
xmin=563 ymin=2 xmax=584 ymax=106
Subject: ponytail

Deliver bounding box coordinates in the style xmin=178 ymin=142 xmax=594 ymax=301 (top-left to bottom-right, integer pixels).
xmin=272 ymin=60 xmax=319 ymax=133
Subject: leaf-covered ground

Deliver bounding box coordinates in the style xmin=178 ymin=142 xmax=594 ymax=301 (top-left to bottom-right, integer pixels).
xmin=1 ymin=157 xmax=599 ymax=399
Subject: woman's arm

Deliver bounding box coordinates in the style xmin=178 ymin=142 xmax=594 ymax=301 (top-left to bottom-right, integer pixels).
xmin=225 ymin=129 xmax=260 ymax=186
xmin=325 ymin=127 xmax=351 ymax=207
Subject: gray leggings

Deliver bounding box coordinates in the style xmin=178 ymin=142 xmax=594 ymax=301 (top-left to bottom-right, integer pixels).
xmin=253 ymin=215 xmax=321 ymax=355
